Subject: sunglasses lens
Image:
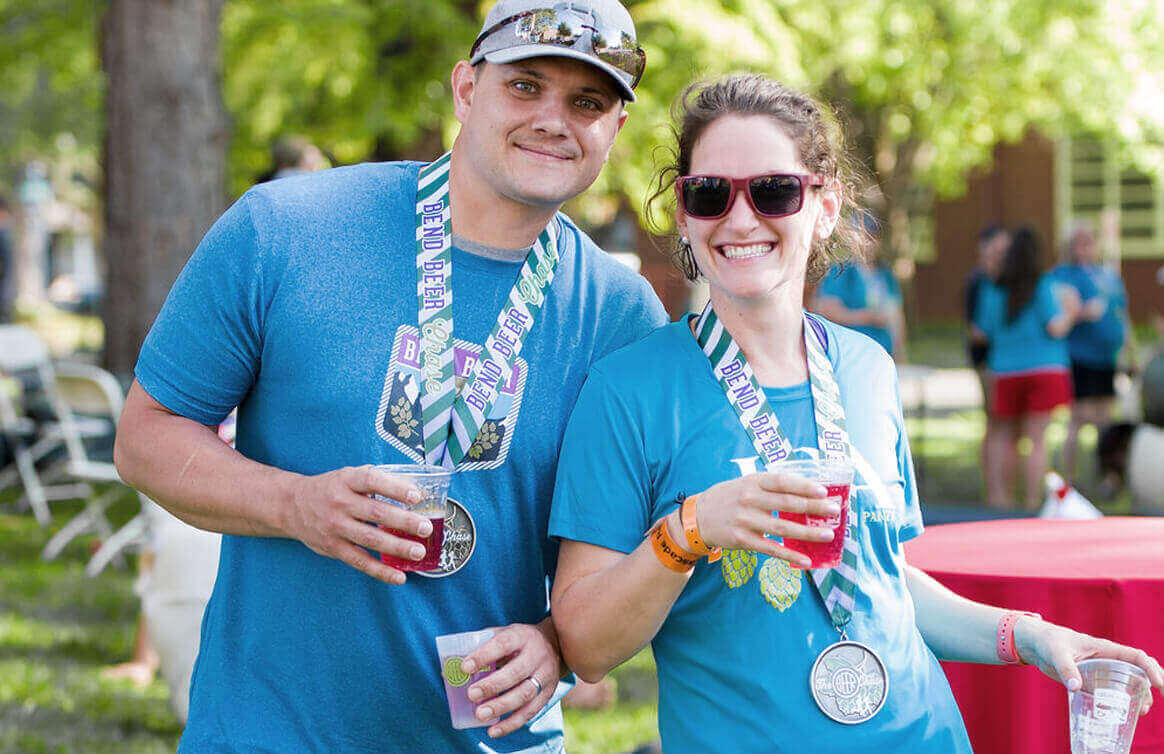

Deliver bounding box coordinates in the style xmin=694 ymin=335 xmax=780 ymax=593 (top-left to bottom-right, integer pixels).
xmin=681 ymin=177 xmax=732 ymax=218
xmin=516 ymin=10 xmax=585 ymax=44
xmin=592 ymin=29 xmax=646 ymax=85
xmin=749 ymin=174 xmax=803 ymax=217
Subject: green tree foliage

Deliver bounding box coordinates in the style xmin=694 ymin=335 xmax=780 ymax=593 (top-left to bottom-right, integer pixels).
xmin=4 ymin=0 xmax=1163 ymax=250
xmin=221 ymin=0 xmax=479 ymax=193
xmin=0 ymin=0 xmax=102 ymax=191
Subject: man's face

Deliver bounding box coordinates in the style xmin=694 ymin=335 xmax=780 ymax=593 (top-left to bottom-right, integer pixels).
xmin=452 ymin=57 xmax=628 ymax=209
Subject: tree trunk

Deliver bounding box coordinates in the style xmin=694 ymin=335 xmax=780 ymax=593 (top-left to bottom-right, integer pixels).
xmin=101 ymin=0 xmax=228 ymax=375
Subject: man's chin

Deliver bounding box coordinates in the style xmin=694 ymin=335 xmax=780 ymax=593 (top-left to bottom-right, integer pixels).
xmin=508 ymin=181 xmax=589 ymax=210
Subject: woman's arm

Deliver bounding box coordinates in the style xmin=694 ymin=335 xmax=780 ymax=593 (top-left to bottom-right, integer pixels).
xmin=552 ymin=473 xmax=837 ymax=681
xmin=552 ymin=536 xmax=690 ymax=682
xmin=906 ymin=564 xmax=1164 ymax=712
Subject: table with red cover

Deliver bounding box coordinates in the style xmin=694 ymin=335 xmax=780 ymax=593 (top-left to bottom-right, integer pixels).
xmin=904 ymin=517 xmax=1164 ymax=753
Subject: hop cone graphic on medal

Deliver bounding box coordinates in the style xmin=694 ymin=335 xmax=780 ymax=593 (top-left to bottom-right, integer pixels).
xmin=721 ymin=549 xmax=756 ymax=588
xmin=759 ymin=557 xmax=802 ymax=611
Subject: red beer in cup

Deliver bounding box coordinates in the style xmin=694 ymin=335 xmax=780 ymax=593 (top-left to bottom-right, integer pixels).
xmin=769 ymin=458 xmax=854 ymax=569
xmin=371 ymin=464 xmax=452 ymax=572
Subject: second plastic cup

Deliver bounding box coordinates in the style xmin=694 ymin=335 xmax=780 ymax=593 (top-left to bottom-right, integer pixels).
xmin=435 ymin=629 xmax=500 ymax=729
xmin=1069 ymin=658 xmax=1150 ymax=754
xmin=767 ymin=457 xmax=854 ymax=569
xmin=372 ymin=464 xmax=452 ymax=571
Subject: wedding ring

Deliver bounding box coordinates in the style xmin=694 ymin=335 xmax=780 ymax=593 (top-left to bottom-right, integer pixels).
xmin=527 ymin=675 xmax=543 ymax=695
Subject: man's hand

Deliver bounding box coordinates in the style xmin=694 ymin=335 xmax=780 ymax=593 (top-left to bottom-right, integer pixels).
xmin=460 ymin=620 xmax=563 ymax=738
xmin=280 ymin=465 xmax=433 ymax=585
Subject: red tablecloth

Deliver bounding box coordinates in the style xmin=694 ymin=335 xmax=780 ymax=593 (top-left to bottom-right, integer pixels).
xmin=905 ymin=517 xmax=1164 ymax=754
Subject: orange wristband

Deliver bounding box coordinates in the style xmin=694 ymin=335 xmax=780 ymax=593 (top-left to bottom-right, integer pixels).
xmin=650 ymin=519 xmax=697 ymax=573
xmin=680 ymin=495 xmax=720 ymax=559
xmin=997 ymin=610 xmax=1041 ymax=665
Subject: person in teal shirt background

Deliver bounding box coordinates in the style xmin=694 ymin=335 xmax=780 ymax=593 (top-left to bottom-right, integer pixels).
xmin=812 ymin=213 xmax=904 ymax=358
xmin=1053 ymin=222 xmax=1139 ymax=484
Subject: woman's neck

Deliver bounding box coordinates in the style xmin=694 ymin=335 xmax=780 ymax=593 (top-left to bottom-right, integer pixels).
xmin=706 ymin=289 xmax=808 ymax=387
xmin=447 ymin=145 xmax=559 ymax=250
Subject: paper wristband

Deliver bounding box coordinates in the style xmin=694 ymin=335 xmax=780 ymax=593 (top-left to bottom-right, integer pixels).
xmin=650 ymin=520 xmax=697 ymax=573
xmin=997 ymin=611 xmax=1041 ymax=665
xmin=680 ymin=495 xmax=721 ymax=559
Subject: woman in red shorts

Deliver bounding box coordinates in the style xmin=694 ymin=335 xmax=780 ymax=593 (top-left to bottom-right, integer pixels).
xmin=975 ymin=227 xmax=1080 ymax=508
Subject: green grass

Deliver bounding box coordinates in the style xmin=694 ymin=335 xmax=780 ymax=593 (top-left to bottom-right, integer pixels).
xmin=0 ymin=492 xmax=181 ymax=754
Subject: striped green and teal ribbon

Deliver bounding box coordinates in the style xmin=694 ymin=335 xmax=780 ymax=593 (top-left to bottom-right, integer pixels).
xmin=693 ymin=302 xmax=859 ymax=629
xmin=414 ymin=152 xmax=560 ymax=469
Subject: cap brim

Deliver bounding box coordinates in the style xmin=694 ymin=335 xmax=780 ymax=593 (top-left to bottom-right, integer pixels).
xmin=480 ymin=45 xmax=636 ymax=102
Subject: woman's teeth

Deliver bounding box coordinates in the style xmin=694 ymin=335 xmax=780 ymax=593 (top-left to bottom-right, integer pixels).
xmin=720 ymin=243 xmax=772 ymax=259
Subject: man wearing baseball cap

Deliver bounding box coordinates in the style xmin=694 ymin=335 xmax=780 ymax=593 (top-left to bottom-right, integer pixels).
xmin=114 ymin=0 xmax=663 ymax=751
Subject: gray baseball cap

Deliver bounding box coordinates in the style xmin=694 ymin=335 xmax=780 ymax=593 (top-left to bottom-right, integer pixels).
xmin=469 ymin=0 xmax=643 ymax=102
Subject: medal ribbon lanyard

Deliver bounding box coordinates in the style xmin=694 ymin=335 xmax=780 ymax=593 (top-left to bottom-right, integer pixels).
xmin=693 ymin=302 xmax=859 ymax=629
xmin=415 ymin=153 xmax=561 ymax=469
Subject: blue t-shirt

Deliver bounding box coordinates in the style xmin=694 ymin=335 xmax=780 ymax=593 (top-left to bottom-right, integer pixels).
xmin=974 ymin=274 xmax=1070 ymax=375
xmin=815 ymin=262 xmax=901 ymax=355
xmin=135 ymin=162 xmax=667 ymax=754
xmin=1054 ymin=263 xmax=1128 ymax=368
xmin=549 ymin=318 xmax=970 ymax=754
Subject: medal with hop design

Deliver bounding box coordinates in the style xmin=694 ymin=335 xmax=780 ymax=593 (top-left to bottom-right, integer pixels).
xmin=414 ymin=153 xmax=560 ymax=470
xmin=693 ymin=303 xmax=888 ymax=723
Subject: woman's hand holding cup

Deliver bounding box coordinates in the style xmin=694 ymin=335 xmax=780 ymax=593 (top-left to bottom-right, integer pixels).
xmin=691 ymin=471 xmax=840 ymax=568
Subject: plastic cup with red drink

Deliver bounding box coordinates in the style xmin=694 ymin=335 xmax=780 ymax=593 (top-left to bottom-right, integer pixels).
xmin=372 ymin=463 xmax=452 ymax=572
xmin=769 ymin=457 xmax=854 ymax=569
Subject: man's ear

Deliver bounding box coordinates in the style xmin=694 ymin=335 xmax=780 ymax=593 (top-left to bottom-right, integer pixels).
xmin=451 ymin=60 xmax=477 ymax=125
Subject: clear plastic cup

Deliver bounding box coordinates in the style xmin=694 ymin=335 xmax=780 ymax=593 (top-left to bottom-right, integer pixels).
xmin=372 ymin=464 xmax=452 ymax=571
xmin=767 ymin=458 xmax=854 ymax=568
xmin=1069 ymin=658 xmax=1150 ymax=754
xmin=435 ymin=629 xmax=499 ymax=729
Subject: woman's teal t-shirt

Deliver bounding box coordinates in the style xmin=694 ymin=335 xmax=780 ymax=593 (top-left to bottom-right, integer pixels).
xmin=550 ymin=318 xmax=970 ymax=754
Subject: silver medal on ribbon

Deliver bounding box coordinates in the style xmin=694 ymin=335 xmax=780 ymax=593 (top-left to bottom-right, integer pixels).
xmin=416 ymin=497 xmax=476 ymax=578
xmin=809 ymin=640 xmax=889 ymax=724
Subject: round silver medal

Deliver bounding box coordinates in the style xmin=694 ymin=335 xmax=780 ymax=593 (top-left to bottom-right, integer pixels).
xmin=416 ymin=497 xmax=476 ymax=578
xmin=809 ymin=640 xmax=889 ymax=724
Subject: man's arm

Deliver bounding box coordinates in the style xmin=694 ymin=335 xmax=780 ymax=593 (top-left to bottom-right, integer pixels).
xmin=115 ymin=381 xmax=435 ymax=585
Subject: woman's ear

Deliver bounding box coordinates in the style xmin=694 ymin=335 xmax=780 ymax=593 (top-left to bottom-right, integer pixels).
xmin=815 ymin=181 xmax=842 ymax=240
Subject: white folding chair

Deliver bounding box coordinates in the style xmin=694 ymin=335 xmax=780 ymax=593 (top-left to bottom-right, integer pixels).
xmin=41 ymin=360 xmax=154 ymax=575
xmin=0 ymin=326 xmax=91 ymax=524
xmin=0 ymin=325 xmax=150 ymax=574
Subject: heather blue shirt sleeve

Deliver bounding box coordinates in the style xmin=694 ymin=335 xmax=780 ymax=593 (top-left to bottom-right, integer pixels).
xmin=550 ymin=364 xmax=653 ymax=555
xmin=135 ymin=191 xmax=267 ymax=425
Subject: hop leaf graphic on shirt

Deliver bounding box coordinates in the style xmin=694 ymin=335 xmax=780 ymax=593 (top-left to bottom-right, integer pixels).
xmin=390 ymin=397 xmax=419 ymax=440
xmin=467 ymin=421 xmax=500 ymax=460
xmin=759 ymin=557 xmax=802 ymax=611
xmin=721 ymin=549 xmax=757 ymax=588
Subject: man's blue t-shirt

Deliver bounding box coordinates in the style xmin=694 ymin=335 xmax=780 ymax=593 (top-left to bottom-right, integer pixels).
xmin=974 ymin=274 xmax=1070 ymax=375
xmin=1054 ymin=263 xmax=1128 ymax=368
xmin=815 ymin=262 xmax=901 ymax=355
xmin=549 ymin=318 xmax=970 ymax=754
xmin=135 ymin=162 xmax=666 ymax=753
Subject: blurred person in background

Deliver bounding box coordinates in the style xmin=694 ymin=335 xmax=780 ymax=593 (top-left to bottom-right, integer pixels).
xmin=965 ymin=225 xmax=1009 ymax=495
xmin=1054 ymin=222 xmax=1138 ymax=485
xmin=811 ymin=211 xmax=906 ymax=360
xmin=254 ymin=135 xmax=330 ymax=183
xmin=975 ymin=227 xmax=1079 ymax=509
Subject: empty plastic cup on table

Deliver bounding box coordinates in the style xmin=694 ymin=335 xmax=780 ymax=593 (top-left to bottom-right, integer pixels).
xmin=372 ymin=464 xmax=452 ymax=571
xmin=1069 ymin=658 xmax=1150 ymax=754
xmin=767 ymin=458 xmax=855 ymax=568
xmin=435 ymin=629 xmax=500 ymax=729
